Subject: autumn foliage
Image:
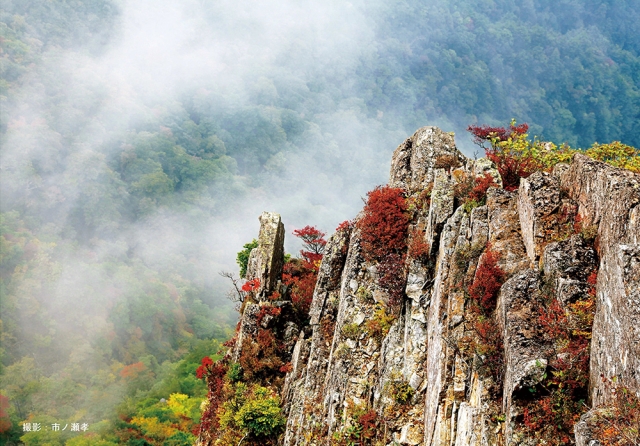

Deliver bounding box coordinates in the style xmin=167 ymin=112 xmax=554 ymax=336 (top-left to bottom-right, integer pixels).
xmin=468 ymin=245 xmax=505 ymax=313
xmin=242 ymin=278 xmax=261 ymax=293
xmin=119 ymin=362 xmax=147 ymax=379
xmin=357 ymin=185 xmax=409 ymax=262
xmin=467 ymin=121 xmax=539 ymax=191
xmin=591 ymin=380 xmax=640 ymax=445
xmin=407 ymin=227 xmax=430 ymax=259
xmin=357 ymin=185 xmax=410 ymax=311
xmin=239 ymin=328 xmax=285 ymax=381
xmin=521 ymin=262 xmax=599 ymax=443
xmin=196 ymin=359 xmax=228 ymax=435
xmin=293 ymin=225 xmax=327 ymax=263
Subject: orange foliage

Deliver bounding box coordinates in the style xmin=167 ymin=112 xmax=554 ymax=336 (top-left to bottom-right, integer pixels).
xmin=407 ymin=228 xmax=430 ymax=259
xmin=120 ymin=362 xmax=146 ymax=379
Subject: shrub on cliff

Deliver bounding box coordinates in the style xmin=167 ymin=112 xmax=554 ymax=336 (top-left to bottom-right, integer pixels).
xmin=283 ymin=225 xmax=326 ymax=318
xmin=468 ymin=120 xmax=640 ymax=191
xmin=468 ymin=245 xmax=505 ymax=313
xmin=234 ymin=386 xmax=286 ymax=438
xmin=468 ymin=121 xmax=540 ymax=190
xmin=357 ymin=185 xmax=410 ymax=310
xmin=293 ymin=225 xmax=326 ymax=264
xmin=237 ymin=239 xmax=259 ymax=278
xmin=357 ymin=185 xmax=409 ymax=262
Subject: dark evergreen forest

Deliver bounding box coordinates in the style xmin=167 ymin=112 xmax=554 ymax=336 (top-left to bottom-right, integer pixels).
xmin=0 ymin=0 xmax=638 ymax=443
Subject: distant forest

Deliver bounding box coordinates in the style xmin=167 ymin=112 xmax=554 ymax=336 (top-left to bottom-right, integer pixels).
xmin=1 ymin=0 xmax=639 ymax=444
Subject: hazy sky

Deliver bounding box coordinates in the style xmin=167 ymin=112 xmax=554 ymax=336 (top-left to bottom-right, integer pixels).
xmin=1 ymin=0 xmax=478 ymax=355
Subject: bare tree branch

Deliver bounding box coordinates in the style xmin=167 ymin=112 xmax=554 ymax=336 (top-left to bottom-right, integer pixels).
xmin=219 ymin=271 xmax=244 ymax=304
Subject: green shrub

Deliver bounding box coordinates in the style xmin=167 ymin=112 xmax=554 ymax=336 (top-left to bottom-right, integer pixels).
xmin=334 ymin=343 xmax=350 ymax=359
xmin=226 ymin=362 xmax=243 ymax=383
xmin=236 ymin=239 xmax=258 ymax=278
xmin=386 ymin=377 xmax=414 ymax=405
xmin=341 ymin=323 xmax=361 ymax=339
xmin=235 ymin=386 xmax=286 ymax=437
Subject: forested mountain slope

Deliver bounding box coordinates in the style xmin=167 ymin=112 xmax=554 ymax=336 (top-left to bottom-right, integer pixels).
xmin=1 ymin=0 xmax=639 ymax=444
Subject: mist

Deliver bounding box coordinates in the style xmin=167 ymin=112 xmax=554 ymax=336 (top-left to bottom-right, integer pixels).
xmin=2 ymin=0 xmax=639 ymax=440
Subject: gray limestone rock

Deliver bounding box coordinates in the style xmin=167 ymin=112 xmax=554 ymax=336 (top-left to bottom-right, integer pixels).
xmin=559 ymin=154 xmax=640 ymax=406
xmin=486 ymin=188 xmax=530 ymax=276
xmin=246 ymin=211 xmax=285 ymax=300
xmin=542 ymin=235 xmax=598 ymax=305
xmin=389 ymin=126 xmax=467 ymax=194
xmin=496 ymin=269 xmax=547 ymax=443
xmin=518 ymin=171 xmax=563 ymax=264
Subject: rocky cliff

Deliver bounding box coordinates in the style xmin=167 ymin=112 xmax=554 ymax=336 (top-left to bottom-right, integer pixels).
xmin=198 ymin=127 xmax=639 ymax=446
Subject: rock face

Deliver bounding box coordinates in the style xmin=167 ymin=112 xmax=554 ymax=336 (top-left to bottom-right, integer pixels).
xmin=204 ymin=127 xmax=639 ymax=446
xmin=246 ymin=211 xmax=285 ymax=300
xmin=233 ymin=212 xmax=286 ymax=362
xmin=557 ymin=154 xmax=640 ymax=407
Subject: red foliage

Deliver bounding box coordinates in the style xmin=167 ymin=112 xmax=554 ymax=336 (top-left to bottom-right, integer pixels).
xmin=279 ymin=362 xmax=293 ymax=374
xmin=280 ymin=225 xmax=326 ymax=318
xmin=573 ymin=213 xmax=585 ymax=235
xmin=378 ymin=253 xmax=407 ymax=310
xmin=468 ymin=246 xmax=505 ymax=313
xmin=255 ymin=306 xmax=282 ymax=327
xmin=196 ymin=361 xmax=228 ymax=435
xmin=539 ymin=299 xmax=568 ymax=340
xmin=357 ymin=185 xmax=409 ymax=262
xmin=336 ymin=220 xmax=353 ymax=232
xmin=196 ymin=356 xmax=215 ymax=379
xmin=294 ymin=225 xmax=327 ymax=263
xmin=468 ymin=121 xmax=538 ymax=191
xmin=407 ymin=229 xmax=430 ymax=259
xmin=469 ymin=173 xmax=499 ymax=202
xmin=587 ymin=271 xmax=598 ymax=286
xmin=473 ymin=317 xmax=505 ymax=385
xmin=485 ymin=148 xmax=539 ymax=191
xmin=241 ymin=278 xmax=261 ymax=293
xmin=467 ymin=122 xmax=528 ymax=146
xmin=222 ymin=336 xmax=236 ymax=349
xmin=283 ymin=259 xmax=317 ymax=317
xmin=238 ymin=328 xmax=284 ymax=380
xmin=358 ymin=409 xmax=379 ymax=440
xmin=356 ymin=185 xmax=410 ymax=312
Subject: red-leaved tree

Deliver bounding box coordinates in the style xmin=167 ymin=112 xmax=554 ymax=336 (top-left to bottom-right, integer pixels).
xmin=358 ymin=185 xmax=409 ymax=261
xmin=293 ymin=226 xmax=327 ymax=264
xmin=195 ymin=359 xmax=228 ymax=435
xmin=467 ymin=121 xmax=539 ymax=191
xmin=467 ymin=121 xmax=528 ymax=147
xmin=283 ymin=225 xmax=327 ymax=317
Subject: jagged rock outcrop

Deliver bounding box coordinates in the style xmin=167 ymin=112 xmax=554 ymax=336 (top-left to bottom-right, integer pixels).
xmin=557 ymin=154 xmax=640 ymax=407
xmin=204 ymin=126 xmax=639 ymax=446
xmin=233 ymin=212 xmax=286 ymax=362
xmin=246 ymin=211 xmax=285 ymax=300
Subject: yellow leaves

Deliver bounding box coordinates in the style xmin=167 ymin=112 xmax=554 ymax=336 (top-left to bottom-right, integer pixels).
xmin=488 ymin=126 xmax=639 ymax=175
xmin=166 ymin=393 xmax=200 ymax=419
xmin=585 ymin=141 xmax=640 ymax=173
xmin=130 ymin=416 xmax=176 ymax=440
